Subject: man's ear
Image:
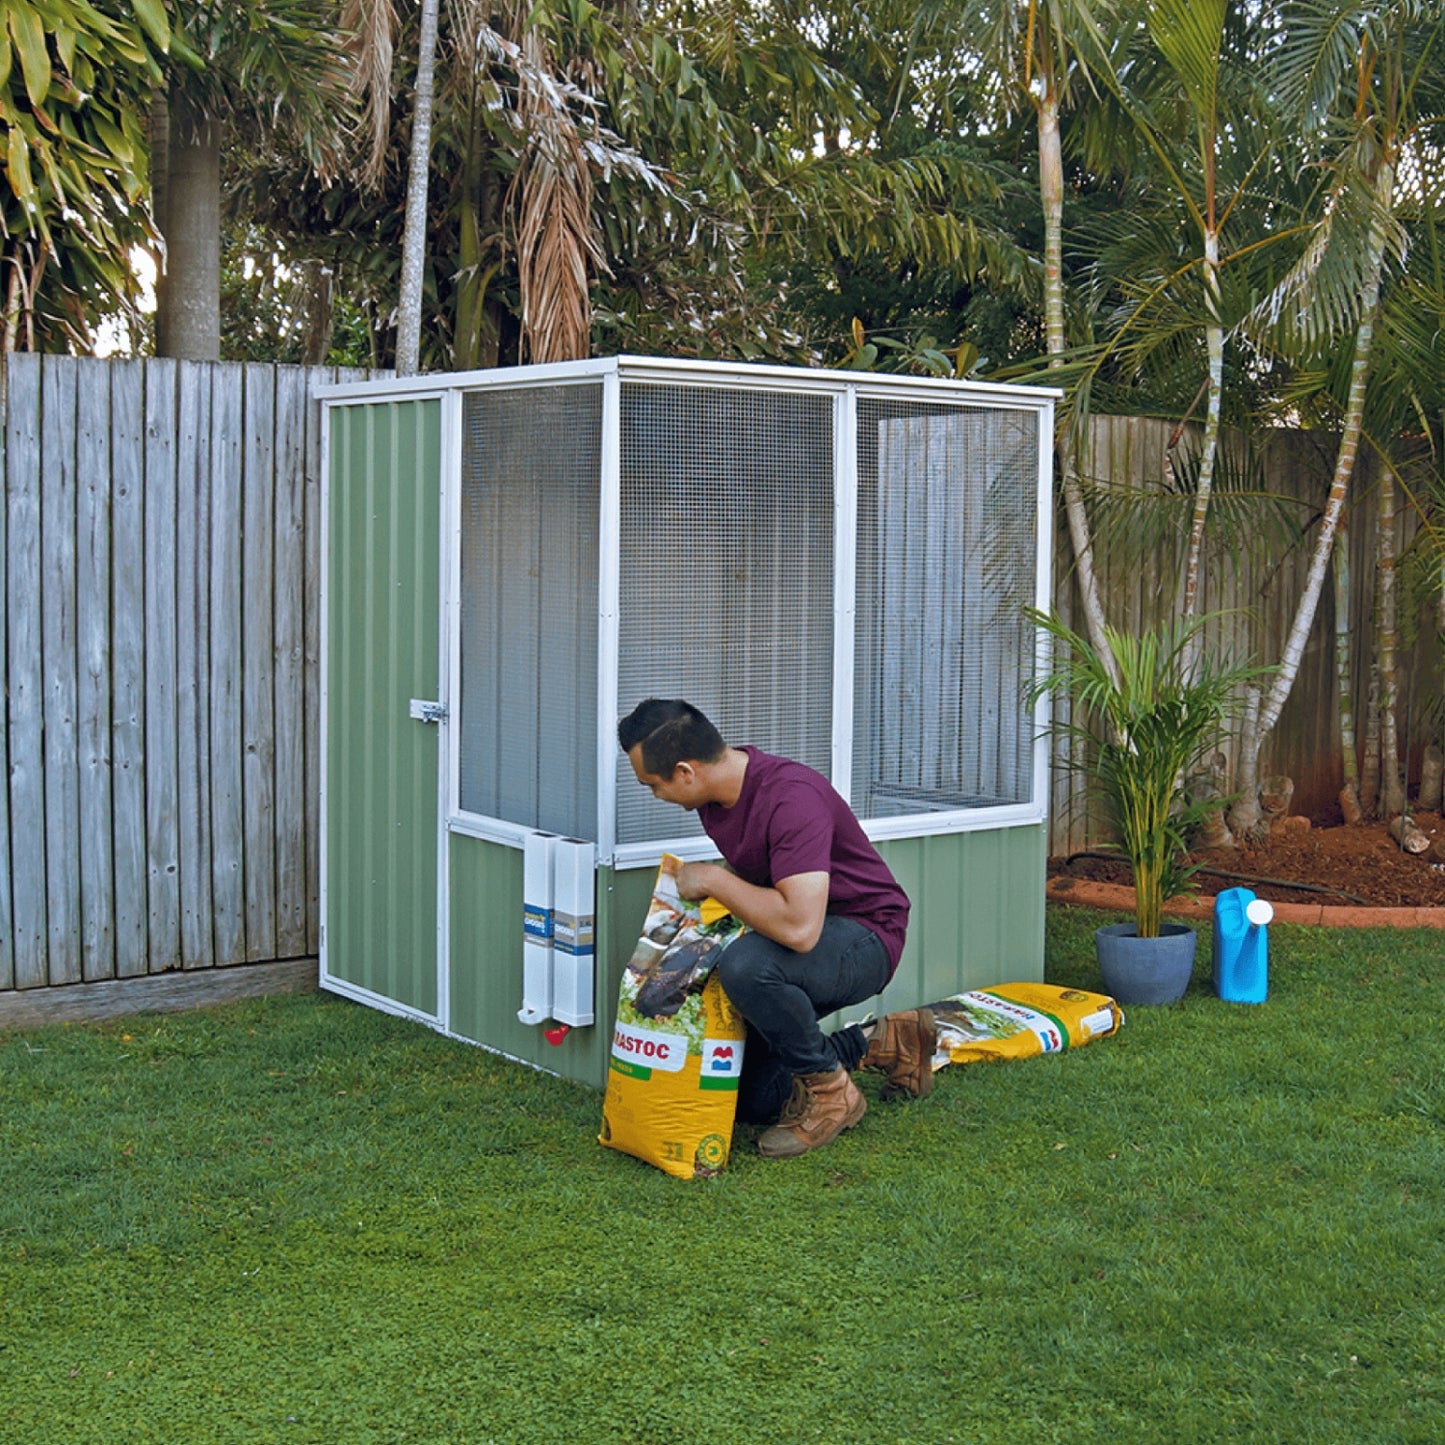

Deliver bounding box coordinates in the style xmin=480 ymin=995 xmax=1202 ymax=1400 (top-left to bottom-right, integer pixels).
xmin=672 ymin=760 xmax=698 ymax=785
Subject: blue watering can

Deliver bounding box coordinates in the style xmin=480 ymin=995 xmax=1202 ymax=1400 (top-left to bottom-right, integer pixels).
xmin=1212 ymin=886 xmax=1273 ymax=1004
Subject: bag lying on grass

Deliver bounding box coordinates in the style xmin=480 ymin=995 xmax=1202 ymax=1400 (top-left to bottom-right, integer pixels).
xmin=600 ymin=855 xmax=747 ymax=1179
xmin=927 ymin=983 xmax=1123 ymax=1070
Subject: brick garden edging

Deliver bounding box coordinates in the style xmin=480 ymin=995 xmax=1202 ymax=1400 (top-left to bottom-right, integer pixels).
xmin=1046 ymin=875 xmax=1445 ymax=929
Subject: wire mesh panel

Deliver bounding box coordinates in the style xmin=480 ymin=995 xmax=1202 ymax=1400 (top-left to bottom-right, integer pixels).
xmin=458 ymin=383 xmax=601 ymax=836
xmin=614 ymin=381 xmax=835 ymax=847
xmin=852 ymin=401 xmax=1039 ymax=819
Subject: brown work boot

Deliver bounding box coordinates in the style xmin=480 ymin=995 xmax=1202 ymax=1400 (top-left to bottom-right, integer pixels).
xmin=756 ymin=1067 xmax=867 ymax=1160
xmin=861 ymin=1008 xmax=938 ymax=1099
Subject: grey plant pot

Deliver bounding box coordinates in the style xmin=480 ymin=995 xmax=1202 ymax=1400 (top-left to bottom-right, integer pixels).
xmin=1094 ymin=922 xmax=1197 ymax=1005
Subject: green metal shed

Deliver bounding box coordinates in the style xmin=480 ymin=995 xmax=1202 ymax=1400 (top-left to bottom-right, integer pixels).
xmin=318 ymin=357 xmax=1057 ymax=1089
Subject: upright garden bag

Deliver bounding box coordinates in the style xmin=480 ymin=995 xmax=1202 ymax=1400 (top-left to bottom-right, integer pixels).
xmin=928 ymin=983 xmax=1123 ymax=1070
xmin=600 ymin=855 xmax=748 ymax=1179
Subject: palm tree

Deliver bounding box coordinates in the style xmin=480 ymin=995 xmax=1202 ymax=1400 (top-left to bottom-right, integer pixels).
xmin=1227 ymin=0 xmax=1444 ymax=838
xmin=353 ymin=0 xmax=650 ymax=372
xmin=304 ymin=0 xmax=1024 ymax=371
xmin=394 ymin=0 xmax=440 ymax=376
xmin=944 ymin=0 xmax=1122 ymax=675
xmin=1332 ymin=508 xmax=1365 ymax=820
xmin=151 ymin=0 xmax=353 ymax=361
xmin=1102 ymin=0 xmax=1267 ymax=629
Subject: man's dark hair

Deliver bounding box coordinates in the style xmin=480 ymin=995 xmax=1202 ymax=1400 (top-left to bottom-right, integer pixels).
xmin=617 ymin=699 xmax=726 ymax=778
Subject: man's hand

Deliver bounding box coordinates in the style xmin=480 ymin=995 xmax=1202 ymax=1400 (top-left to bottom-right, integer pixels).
xmin=677 ymin=864 xmax=829 ymax=953
xmin=675 ymin=861 xmax=724 ymax=902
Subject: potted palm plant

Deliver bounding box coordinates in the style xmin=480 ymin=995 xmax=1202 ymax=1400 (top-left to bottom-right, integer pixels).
xmin=1029 ymin=612 xmax=1262 ymax=1004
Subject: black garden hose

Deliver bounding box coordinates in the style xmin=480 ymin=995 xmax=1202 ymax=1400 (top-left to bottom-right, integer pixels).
xmin=1059 ymin=850 xmax=1372 ymax=907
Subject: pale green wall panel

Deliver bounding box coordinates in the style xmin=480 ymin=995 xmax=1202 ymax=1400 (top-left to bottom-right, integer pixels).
xmin=597 ymin=866 xmax=658 ymax=983
xmin=447 ymin=836 xmax=650 ymax=1087
xmin=446 ymin=833 xmax=1042 ymax=1087
xmin=868 ymin=827 xmax=1046 ymax=1017
xmin=324 ymin=400 xmax=441 ymax=1015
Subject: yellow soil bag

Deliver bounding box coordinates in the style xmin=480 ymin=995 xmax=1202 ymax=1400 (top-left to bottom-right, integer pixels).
xmin=600 ymin=856 xmax=748 ymax=1179
xmin=928 ymin=983 xmax=1123 ymax=1069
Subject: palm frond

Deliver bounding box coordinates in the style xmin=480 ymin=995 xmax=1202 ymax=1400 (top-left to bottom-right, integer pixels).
xmin=1269 ymin=0 xmax=1372 ymax=131
xmin=343 ymin=0 xmax=395 ymax=190
xmin=1145 ymin=0 xmax=1226 ymax=123
xmin=1244 ymin=163 xmax=1407 ymax=351
xmin=508 ymin=28 xmax=602 ymax=364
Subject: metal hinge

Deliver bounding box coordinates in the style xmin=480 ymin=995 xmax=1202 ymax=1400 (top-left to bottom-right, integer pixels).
xmin=408 ymin=699 xmax=448 ymax=724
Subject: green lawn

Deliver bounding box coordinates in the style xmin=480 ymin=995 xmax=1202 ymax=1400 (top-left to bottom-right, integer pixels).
xmin=3 ymin=908 xmax=1442 ymax=1444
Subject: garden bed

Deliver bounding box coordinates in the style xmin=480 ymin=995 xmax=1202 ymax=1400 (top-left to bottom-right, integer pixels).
xmin=1050 ymin=813 xmax=1445 ymax=908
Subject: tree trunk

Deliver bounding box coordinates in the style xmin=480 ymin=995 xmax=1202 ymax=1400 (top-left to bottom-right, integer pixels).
xmin=154 ymin=87 xmax=221 ymax=361
xmin=1418 ymin=743 xmax=1442 ymax=813
xmin=1333 ymin=509 xmax=1363 ymax=823
xmin=1228 ymin=686 xmax=1264 ymax=839
xmin=1038 ymin=90 xmax=1115 ymax=683
xmin=1181 ymin=227 xmax=1224 ymax=630
xmin=1234 ymin=159 xmax=1394 ymax=804
xmin=1377 ymin=462 xmax=1404 ymax=816
xmin=2 ymin=241 xmax=45 ymax=353
xmin=454 ymin=97 xmax=504 ymax=372
xmin=148 ymin=90 xmax=169 ymax=285
xmin=1436 ymin=537 xmax=1445 ymax=809
xmin=1038 ymin=95 xmax=1067 ymax=364
xmin=1361 ymin=660 xmax=1381 ymax=815
xmin=395 ymin=0 xmax=441 ymax=377
xmin=296 ymin=260 xmax=334 ymax=366
xmin=2 ymin=261 xmax=20 ymax=352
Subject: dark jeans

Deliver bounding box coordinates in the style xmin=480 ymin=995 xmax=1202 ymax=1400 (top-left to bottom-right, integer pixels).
xmin=715 ymin=916 xmax=891 ymax=1124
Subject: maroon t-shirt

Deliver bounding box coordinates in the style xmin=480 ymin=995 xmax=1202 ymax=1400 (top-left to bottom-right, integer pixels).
xmin=698 ymin=746 xmax=911 ymax=976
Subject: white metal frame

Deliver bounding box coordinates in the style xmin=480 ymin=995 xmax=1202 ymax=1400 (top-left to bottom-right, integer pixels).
xmin=317 ymin=358 xmax=1059 ymax=874
xmin=595 ymin=367 xmax=623 ymax=864
xmin=316 ymin=395 xmax=335 ymax=993
xmin=831 ymin=384 xmax=860 ymax=799
xmin=434 ymin=388 xmax=462 ymax=1032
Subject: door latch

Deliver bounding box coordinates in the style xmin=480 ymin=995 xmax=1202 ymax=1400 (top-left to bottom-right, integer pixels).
xmin=408 ymin=699 xmax=448 ymax=724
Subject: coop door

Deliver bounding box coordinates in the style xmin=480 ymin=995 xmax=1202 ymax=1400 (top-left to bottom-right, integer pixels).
xmin=322 ymin=397 xmax=444 ymax=1022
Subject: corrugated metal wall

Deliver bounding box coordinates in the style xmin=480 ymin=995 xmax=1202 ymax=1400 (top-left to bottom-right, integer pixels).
xmin=874 ymin=828 xmax=1047 ymax=1010
xmin=451 ymin=833 xmax=1044 ymax=1091
xmin=323 ymin=399 xmax=441 ymax=1017
xmin=448 ymin=834 xmax=618 ymax=1086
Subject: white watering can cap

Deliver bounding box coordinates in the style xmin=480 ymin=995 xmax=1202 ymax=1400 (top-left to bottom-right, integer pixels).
xmin=1245 ymin=898 xmax=1274 ymax=926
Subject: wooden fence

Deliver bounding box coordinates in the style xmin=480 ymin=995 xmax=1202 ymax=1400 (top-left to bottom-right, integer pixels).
xmin=0 ymin=356 xmax=1427 ymax=1015
xmin=0 ymin=355 xmax=370 ymax=1010
xmin=1048 ymin=416 xmax=1435 ymax=856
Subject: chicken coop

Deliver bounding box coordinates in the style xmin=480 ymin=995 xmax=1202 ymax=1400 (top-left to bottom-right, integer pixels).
xmin=318 ymin=357 xmax=1057 ymax=1087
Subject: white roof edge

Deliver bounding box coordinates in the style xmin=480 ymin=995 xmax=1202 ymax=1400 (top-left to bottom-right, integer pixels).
xmin=314 ymin=356 xmax=616 ymax=400
xmin=315 ymin=354 xmax=1062 ymax=405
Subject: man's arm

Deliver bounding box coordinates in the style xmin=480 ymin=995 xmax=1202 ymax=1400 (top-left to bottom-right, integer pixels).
xmin=676 ymin=863 xmax=829 ymax=953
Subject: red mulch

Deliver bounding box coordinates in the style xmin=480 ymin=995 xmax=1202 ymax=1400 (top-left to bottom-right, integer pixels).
xmin=1049 ymin=813 xmax=1445 ymax=909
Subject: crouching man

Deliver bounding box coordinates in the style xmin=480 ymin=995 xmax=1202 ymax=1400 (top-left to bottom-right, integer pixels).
xmin=618 ymin=698 xmax=936 ymax=1160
